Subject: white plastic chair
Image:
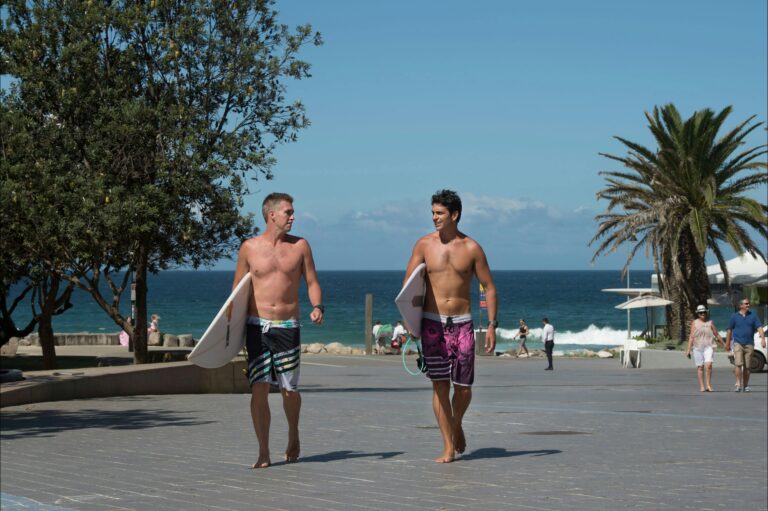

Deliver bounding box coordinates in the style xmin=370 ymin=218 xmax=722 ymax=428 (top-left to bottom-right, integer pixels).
xmin=622 ymin=338 xmax=642 ymax=368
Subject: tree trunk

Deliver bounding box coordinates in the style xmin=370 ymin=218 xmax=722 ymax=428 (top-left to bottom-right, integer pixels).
xmin=663 ymin=277 xmax=687 ymax=343
xmin=662 ymin=232 xmax=712 ymax=344
xmin=133 ymin=248 xmax=149 ymax=364
xmin=37 ymin=277 xmax=59 ymax=370
xmin=38 ymin=314 xmax=56 ymax=370
xmin=1 ymin=284 xmax=38 ymax=346
xmin=687 ymin=247 xmax=711 ymax=312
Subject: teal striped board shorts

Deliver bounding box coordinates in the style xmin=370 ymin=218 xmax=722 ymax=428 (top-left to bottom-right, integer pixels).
xmin=245 ymin=317 xmax=301 ymax=391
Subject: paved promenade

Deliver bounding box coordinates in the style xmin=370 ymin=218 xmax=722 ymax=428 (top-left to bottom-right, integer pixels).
xmin=2 ymin=356 xmax=766 ymax=510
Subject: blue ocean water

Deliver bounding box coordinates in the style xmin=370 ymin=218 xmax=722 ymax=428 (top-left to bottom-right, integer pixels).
xmin=12 ymin=269 xmax=740 ymax=352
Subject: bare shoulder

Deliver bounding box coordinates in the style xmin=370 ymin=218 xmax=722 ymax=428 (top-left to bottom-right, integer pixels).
xmin=285 ymin=234 xmax=311 ymax=251
xmin=413 ymin=232 xmax=437 ymax=251
xmin=461 ymin=235 xmax=486 ymax=256
xmin=240 ymin=235 xmax=264 ymax=251
xmin=417 ymin=232 xmax=438 ymax=244
xmin=288 ymin=234 xmax=308 ymax=244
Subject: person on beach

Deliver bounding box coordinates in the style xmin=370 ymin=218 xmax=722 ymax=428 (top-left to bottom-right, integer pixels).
xmin=513 ymin=319 xmax=529 ymax=357
xmin=391 ymin=320 xmax=407 ymax=351
xmin=403 ymin=189 xmax=497 ymax=463
xmin=119 ymin=317 xmax=132 ymax=347
xmin=685 ymin=305 xmax=725 ymax=392
xmin=149 ymin=314 xmax=160 ymax=334
xmin=372 ymin=320 xmax=382 ymax=354
xmin=542 ymin=318 xmax=555 ymax=370
xmin=233 ymin=192 xmax=324 ymax=468
xmin=725 ymin=298 xmax=765 ymax=393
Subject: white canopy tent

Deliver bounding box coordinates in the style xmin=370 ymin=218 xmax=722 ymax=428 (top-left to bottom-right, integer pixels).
xmin=650 ymin=253 xmax=768 ymax=296
xmin=707 ymin=253 xmax=768 ymax=286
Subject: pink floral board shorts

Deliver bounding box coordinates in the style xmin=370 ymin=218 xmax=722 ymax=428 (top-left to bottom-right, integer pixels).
xmin=420 ymin=312 xmax=475 ymax=386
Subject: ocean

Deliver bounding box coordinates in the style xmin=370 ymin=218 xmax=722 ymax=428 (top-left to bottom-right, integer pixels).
xmin=12 ymin=269 xmax=742 ymax=353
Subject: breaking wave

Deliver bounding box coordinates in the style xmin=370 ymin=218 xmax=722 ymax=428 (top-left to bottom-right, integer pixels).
xmin=495 ymin=324 xmax=640 ymax=346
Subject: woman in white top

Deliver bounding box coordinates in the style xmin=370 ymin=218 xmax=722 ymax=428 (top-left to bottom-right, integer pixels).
xmin=685 ymin=305 xmax=725 ymax=392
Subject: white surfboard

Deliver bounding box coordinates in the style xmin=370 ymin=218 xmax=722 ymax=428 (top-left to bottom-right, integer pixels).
xmin=188 ymin=273 xmax=252 ymax=369
xmin=395 ymin=263 xmax=427 ymax=338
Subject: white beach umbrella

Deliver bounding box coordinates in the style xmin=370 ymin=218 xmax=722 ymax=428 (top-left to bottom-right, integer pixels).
xmin=615 ymin=294 xmax=674 ymax=339
xmin=614 ymin=295 xmax=673 ymax=310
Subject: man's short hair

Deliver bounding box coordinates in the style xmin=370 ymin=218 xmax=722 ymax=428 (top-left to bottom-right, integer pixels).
xmin=262 ymin=192 xmax=294 ymax=221
xmin=431 ymin=189 xmax=462 ymax=222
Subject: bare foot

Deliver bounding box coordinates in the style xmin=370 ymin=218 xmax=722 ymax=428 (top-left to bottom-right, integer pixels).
xmin=434 ymin=454 xmax=454 ymax=464
xmin=453 ymin=424 xmax=466 ymax=454
xmin=251 ymin=456 xmax=271 ymax=469
xmin=284 ymin=440 xmax=300 ymax=463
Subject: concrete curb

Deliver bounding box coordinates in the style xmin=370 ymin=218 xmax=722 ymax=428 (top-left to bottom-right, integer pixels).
xmin=634 ymin=349 xmax=731 ymax=369
xmin=0 ymin=359 xmax=249 ymax=408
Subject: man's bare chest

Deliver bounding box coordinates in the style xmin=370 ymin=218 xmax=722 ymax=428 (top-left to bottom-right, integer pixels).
xmin=425 ymin=247 xmax=473 ymax=275
xmin=249 ymin=249 xmax=303 ymax=276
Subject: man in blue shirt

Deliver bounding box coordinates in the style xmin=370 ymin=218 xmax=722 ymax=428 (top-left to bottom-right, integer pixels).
xmin=725 ymin=299 xmax=766 ymax=392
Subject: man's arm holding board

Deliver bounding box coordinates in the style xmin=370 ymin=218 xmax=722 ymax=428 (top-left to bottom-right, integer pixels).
xmin=404 ymin=238 xmax=427 ymax=285
xmin=229 ymin=241 xmax=251 ymax=320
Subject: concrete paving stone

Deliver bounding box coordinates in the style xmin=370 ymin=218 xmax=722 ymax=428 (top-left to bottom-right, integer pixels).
xmin=2 ymin=357 xmax=766 ymax=511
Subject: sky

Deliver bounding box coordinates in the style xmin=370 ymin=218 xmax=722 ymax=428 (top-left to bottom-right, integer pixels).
xmin=10 ymin=2 xmax=766 ymax=272
xmin=228 ymin=0 xmax=768 ymax=271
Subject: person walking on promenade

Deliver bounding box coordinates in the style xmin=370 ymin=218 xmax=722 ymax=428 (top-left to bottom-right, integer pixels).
xmin=542 ymin=318 xmax=555 ymax=370
xmin=725 ymin=298 xmax=765 ymax=393
xmin=403 ymin=189 xmax=497 ymax=463
xmin=513 ymin=319 xmax=530 ymax=357
xmin=233 ymin=192 xmax=324 ymax=468
xmin=685 ymin=305 xmax=725 ymax=392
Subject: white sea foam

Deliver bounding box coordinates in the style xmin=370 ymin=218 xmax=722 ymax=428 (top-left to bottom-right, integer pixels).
xmin=495 ymin=324 xmax=640 ymax=346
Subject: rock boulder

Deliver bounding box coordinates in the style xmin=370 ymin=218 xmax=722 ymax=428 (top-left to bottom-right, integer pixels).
xmin=305 ymin=342 xmax=326 ymax=354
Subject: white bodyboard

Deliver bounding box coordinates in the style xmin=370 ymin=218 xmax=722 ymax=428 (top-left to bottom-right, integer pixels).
xmin=188 ymin=273 xmax=252 ymax=369
xmin=395 ymin=263 xmax=427 ymax=338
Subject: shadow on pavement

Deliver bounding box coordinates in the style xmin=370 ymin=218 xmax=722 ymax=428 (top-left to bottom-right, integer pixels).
xmin=299 ymin=386 xmax=425 ymax=394
xmin=461 ymin=448 xmax=561 ymax=460
xmin=0 ymin=409 xmax=214 ymax=440
xmin=294 ymin=450 xmax=405 ymax=463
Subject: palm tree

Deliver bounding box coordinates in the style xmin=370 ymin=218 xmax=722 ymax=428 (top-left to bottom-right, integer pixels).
xmin=591 ymin=104 xmax=767 ymax=342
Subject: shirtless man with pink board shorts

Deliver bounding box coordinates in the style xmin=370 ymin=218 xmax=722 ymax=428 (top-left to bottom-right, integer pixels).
xmin=404 ymin=189 xmax=498 ymax=463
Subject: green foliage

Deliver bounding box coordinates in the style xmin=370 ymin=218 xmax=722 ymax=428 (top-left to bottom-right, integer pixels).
xmin=591 ymin=104 xmax=767 ymax=340
xmin=1 ymin=0 xmax=321 ymax=361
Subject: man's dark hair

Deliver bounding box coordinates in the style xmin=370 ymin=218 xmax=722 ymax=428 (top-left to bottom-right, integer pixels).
xmin=431 ymin=189 xmax=462 ymax=222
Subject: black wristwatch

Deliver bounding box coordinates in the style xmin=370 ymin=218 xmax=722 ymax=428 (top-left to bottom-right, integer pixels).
xmin=313 ymin=304 xmax=325 ymax=313
xmin=488 ymin=320 xmax=499 ymax=328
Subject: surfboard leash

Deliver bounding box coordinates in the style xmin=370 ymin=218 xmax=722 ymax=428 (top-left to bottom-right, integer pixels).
xmin=402 ymin=337 xmax=428 ymax=376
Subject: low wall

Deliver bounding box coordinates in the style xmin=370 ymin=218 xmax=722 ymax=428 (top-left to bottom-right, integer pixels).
xmin=21 ymin=333 xmax=121 ymax=346
xmin=0 ymin=359 xmax=250 ymax=408
xmin=634 ymin=349 xmax=730 ymax=369
xmin=19 ymin=333 xmax=196 ymax=348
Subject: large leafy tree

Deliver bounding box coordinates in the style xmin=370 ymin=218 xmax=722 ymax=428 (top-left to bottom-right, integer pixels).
xmin=2 ymin=0 xmax=321 ymax=363
xmin=591 ymin=104 xmax=767 ymax=342
xmin=1 ymin=90 xmax=86 ymax=369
